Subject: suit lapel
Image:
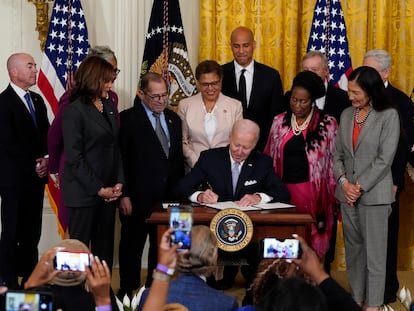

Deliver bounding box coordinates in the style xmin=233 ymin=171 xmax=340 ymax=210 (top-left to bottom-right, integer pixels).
xmin=342 ymin=109 xmax=355 ymax=155
xmin=354 ymin=109 xmax=377 ymax=152
xmin=234 ymin=153 xmax=255 ymax=197
xmin=86 ymin=103 xmax=114 ymax=136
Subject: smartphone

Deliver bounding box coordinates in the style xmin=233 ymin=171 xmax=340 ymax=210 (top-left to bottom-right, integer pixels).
xmin=53 ymin=251 xmax=90 ymax=272
xmin=260 ymin=238 xmax=301 ymax=259
xmin=169 ymin=206 xmax=192 ymax=251
xmin=5 ymin=290 xmax=53 ymax=311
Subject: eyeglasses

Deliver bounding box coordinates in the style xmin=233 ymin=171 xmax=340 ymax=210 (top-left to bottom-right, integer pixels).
xmin=199 ymin=80 xmax=221 ymax=89
xmin=114 ymin=68 xmax=121 ymax=75
xmin=144 ymin=92 xmax=169 ymax=101
xmin=290 ymin=97 xmax=311 ymax=106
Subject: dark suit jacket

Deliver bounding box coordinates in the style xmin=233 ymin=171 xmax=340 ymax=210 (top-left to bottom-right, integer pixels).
xmin=0 ymin=85 xmax=49 ymax=187
xmin=119 ymin=97 xmax=184 ymax=216
xmin=386 ymin=83 xmax=414 ymax=189
xmin=221 ymin=61 xmax=284 ymax=150
xmin=61 ymin=97 xmax=124 ymax=207
xmin=174 ymin=146 xmax=290 ymax=203
xmin=283 ymin=84 xmax=350 ymax=124
xmin=137 ymin=275 xmax=238 ymax=311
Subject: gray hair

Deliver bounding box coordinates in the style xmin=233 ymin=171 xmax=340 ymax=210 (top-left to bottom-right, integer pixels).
xmin=364 ymin=49 xmax=392 ymax=71
xmin=302 ymin=50 xmax=329 ymax=70
xmin=176 ymin=226 xmax=218 ymax=277
xmin=88 ymin=45 xmax=117 ymax=63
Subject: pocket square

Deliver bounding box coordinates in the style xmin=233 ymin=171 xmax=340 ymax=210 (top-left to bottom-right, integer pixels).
xmin=244 ymin=180 xmax=257 ymax=186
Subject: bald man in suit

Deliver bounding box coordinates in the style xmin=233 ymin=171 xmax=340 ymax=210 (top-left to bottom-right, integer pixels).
xmin=0 ymin=53 xmax=49 ymax=288
xmin=221 ymin=26 xmax=284 ymax=151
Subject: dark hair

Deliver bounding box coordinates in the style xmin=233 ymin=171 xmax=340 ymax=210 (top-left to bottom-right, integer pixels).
xmin=348 ymin=66 xmax=392 ymax=111
xmin=139 ymin=72 xmax=166 ymax=92
xmin=251 ymin=259 xmax=304 ymax=305
xmin=70 ymin=56 xmax=114 ymax=103
xmin=256 ymin=277 xmax=328 ymax=311
xmin=195 ymin=60 xmax=223 ymax=80
xmin=291 ymin=71 xmax=326 ymax=101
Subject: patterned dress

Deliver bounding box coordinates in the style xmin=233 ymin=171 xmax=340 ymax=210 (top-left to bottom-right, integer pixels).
xmin=264 ymin=108 xmax=338 ymax=257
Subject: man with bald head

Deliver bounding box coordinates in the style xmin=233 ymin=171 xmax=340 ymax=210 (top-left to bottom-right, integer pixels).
xmin=221 ymin=27 xmax=284 ymax=151
xmin=174 ymin=119 xmax=290 ymax=292
xmin=0 ymin=53 xmax=50 ymax=288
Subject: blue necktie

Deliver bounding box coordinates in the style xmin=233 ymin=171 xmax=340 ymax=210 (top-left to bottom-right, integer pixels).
xmin=24 ymin=93 xmax=38 ymax=127
xmin=232 ymin=162 xmax=240 ymax=194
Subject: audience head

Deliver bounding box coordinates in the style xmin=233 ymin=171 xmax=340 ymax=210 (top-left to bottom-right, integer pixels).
xmin=229 ymin=119 xmax=260 ymax=162
xmin=195 ymin=60 xmax=223 ymax=102
xmin=176 ymin=225 xmax=217 ymax=277
xmin=71 ymin=56 xmax=115 ymax=102
xmin=51 ymin=239 xmax=90 ymax=286
xmin=301 ymin=51 xmax=329 ymax=82
xmin=230 ymin=26 xmax=256 ymax=67
xmin=256 ymin=277 xmax=328 ymax=311
xmin=6 ymin=53 xmax=38 ymax=91
xmin=362 ymin=49 xmax=391 ymax=82
xmin=250 ymin=259 xmax=303 ymax=305
xmin=347 ymin=66 xmax=391 ymax=111
xmin=88 ymin=45 xmax=120 ymax=79
xmin=138 ymin=72 xmax=169 ymax=113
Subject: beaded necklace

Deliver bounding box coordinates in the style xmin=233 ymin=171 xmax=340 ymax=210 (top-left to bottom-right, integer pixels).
xmin=355 ymin=107 xmax=372 ymax=127
xmin=291 ymin=107 xmax=314 ymax=136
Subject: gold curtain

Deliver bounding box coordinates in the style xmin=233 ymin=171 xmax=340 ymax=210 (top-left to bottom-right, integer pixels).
xmin=199 ymin=0 xmax=414 ymax=95
xmin=199 ymin=0 xmax=414 ymax=271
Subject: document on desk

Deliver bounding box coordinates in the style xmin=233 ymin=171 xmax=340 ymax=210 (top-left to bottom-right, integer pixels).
xmin=205 ymin=201 xmax=295 ymax=211
xmin=205 ymin=201 xmax=261 ymax=211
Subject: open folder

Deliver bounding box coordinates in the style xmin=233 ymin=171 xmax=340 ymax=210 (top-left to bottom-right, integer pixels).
xmin=204 ymin=201 xmax=295 ymax=212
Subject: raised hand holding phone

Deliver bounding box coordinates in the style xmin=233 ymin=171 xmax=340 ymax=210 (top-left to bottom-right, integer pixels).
xmin=169 ymin=206 xmax=192 ymax=251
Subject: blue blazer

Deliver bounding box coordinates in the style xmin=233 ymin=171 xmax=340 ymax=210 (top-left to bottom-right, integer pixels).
xmin=174 ymin=146 xmax=290 ymax=203
xmin=138 ymin=275 xmax=238 ymax=311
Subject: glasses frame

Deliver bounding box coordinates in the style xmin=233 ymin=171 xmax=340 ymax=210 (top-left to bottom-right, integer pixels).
xmin=144 ymin=91 xmax=169 ymax=102
xmin=198 ymin=80 xmax=221 ymax=89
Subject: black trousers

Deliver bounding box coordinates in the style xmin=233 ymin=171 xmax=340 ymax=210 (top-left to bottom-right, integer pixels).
xmin=68 ymin=201 xmax=116 ymax=270
xmin=118 ymin=209 xmax=158 ymax=291
xmin=0 ymin=177 xmax=44 ymax=288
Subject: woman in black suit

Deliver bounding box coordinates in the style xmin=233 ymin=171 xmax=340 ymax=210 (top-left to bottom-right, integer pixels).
xmin=61 ymin=56 xmax=124 ymax=269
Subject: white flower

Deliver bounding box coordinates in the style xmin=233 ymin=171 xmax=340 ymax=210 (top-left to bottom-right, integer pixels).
xmin=399 ymin=286 xmax=412 ymax=310
xmin=123 ymin=294 xmax=131 ymax=308
xmin=115 ymin=296 xmax=124 ymax=311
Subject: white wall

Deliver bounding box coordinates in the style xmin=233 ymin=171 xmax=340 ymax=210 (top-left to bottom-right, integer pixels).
xmin=0 ymin=0 xmax=200 ymax=260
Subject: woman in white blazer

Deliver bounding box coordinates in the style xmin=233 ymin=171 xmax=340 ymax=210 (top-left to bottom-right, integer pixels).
xmin=333 ymin=66 xmax=400 ymax=311
xmin=178 ymin=60 xmax=243 ymax=170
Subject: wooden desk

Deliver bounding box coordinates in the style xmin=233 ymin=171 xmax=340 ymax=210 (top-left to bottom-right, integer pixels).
xmin=147 ymin=206 xmax=314 ymax=245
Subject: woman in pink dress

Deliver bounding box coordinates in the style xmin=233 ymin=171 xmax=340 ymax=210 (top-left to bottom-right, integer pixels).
xmin=263 ymin=71 xmax=337 ymax=257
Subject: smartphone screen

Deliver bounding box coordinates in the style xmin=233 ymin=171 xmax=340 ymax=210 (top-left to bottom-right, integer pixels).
xmin=53 ymin=251 xmax=90 ymax=272
xmin=261 ymin=238 xmax=301 ymax=259
xmin=5 ymin=290 xmax=53 ymax=311
xmin=169 ymin=206 xmax=192 ymax=251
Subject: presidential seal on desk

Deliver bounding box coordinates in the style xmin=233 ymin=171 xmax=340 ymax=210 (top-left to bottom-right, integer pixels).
xmin=210 ymin=208 xmax=253 ymax=251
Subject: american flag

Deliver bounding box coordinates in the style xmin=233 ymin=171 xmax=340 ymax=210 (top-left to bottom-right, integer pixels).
xmin=139 ymin=0 xmax=196 ymax=108
xmin=38 ymin=0 xmax=89 ymax=120
xmin=38 ymin=0 xmax=89 ymax=237
xmin=307 ymin=0 xmax=353 ymax=90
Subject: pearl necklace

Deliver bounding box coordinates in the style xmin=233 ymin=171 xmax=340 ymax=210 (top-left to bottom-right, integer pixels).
xmin=291 ymin=107 xmax=314 ymax=136
xmin=355 ymin=107 xmax=372 ymax=127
